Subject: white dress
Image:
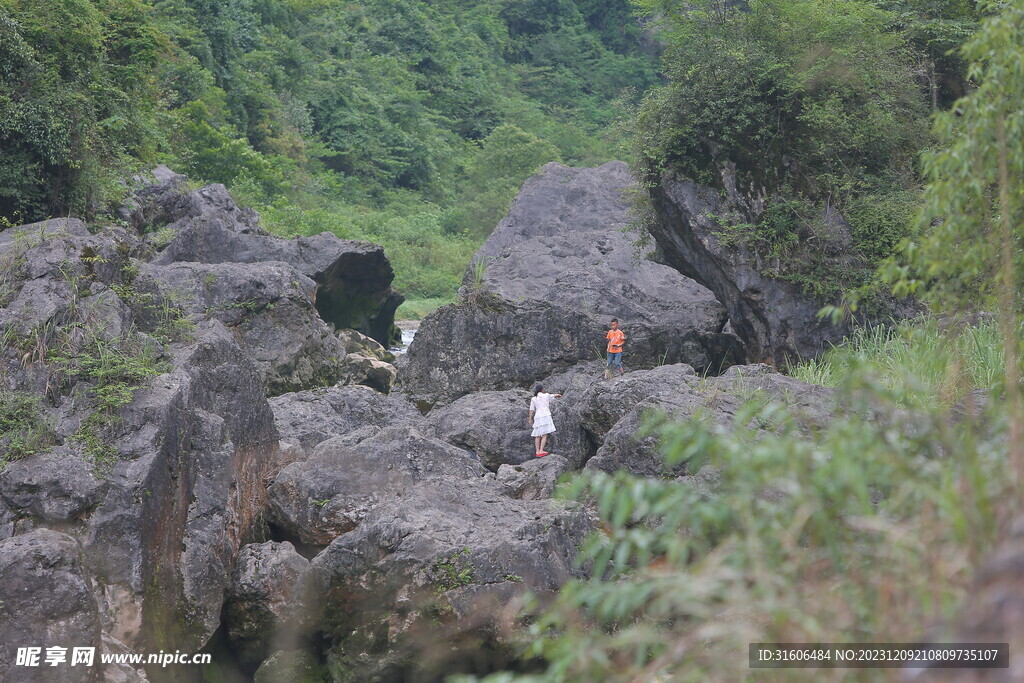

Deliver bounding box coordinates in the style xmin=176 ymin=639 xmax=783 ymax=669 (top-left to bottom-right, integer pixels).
xmin=530 ymin=393 xmax=556 ymax=437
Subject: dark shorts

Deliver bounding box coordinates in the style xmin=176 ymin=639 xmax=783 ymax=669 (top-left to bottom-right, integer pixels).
xmin=607 ymin=351 xmax=622 ymax=368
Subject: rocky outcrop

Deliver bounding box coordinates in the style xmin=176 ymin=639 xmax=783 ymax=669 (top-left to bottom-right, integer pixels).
xmin=0 ymin=530 xmax=105 ymax=682
xmin=224 ymin=541 xmax=309 ymax=667
xmin=82 ymin=321 xmax=279 ymax=652
xmin=579 ymin=363 xmax=835 ymax=477
xmin=267 ymin=426 xmax=487 ymax=547
xmin=268 ymin=384 xmax=425 ymax=456
xmin=429 ymin=389 xmax=535 ymax=470
xmin=297 ymin=477 xmax=592 ymax=681
xmin=647 ymin=168 xmax=885 ymax=365
xmin=0 ymin=165 xmax=406 ymax=676
xmin=130 ymin=167 xmax=402 ymax=346
xmin=398 ymin=161 xmax=743 ymax=407
xmin=496 ymin=455 xmax=572 ymax=500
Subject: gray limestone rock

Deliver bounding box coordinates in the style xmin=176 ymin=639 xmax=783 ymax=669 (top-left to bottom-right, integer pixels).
xmin=0 ymin=530 xmax=104 ymax=682
xmin=83 ymin=321 xmax=279 ymax=652
xmin=298 ymin=477 xmax=592 ymax=681
xmin=268 ymin=384 xmax=426 ymax=455
xmin=337 ymin=352 xmax=397 ymax=394
xmin=648 ymin=169 xmax=915 ymax=365
xmin=496 ymin=454 xmax=572 ymax=500
xmin=429 ymin=389 xmax=535 ymax=470
xmin=580 ymin=363 xmax=837 ymax=477
xmin=398 ymin=161 xmax=743 ymax=407
xmin=267 ymin=425 xmax=487 ymax=546
xmin=0 ymin=453 xmax=106 ymax=523
xmin=224 ymin=541 xmax=310 ymax=666
xmin=139 ymin=260 xmax=349 ymax=395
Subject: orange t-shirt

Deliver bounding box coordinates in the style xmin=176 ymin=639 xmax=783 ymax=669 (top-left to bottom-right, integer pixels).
xmin=606 ymin=329 xmax=624 ymax=353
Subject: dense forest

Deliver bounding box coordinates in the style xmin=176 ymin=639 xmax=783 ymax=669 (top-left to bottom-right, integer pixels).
xmin=0 ymin=0 xmax=984 ymax=311
xmin=0 ymin=0 xmax=659 ymax=305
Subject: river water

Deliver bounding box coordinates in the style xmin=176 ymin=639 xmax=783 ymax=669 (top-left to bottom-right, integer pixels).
xmin=389 ymin=321 xmax=418 ymax=355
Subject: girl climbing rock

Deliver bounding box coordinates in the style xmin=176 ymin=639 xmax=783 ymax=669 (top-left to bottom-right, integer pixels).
xmin=528 ymin=383 xmax=562 ymax=457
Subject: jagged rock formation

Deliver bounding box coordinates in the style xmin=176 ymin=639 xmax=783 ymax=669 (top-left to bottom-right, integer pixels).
xmin=0 ymin=167 xmax=404 ymax=681
xmin=1 ymin=162 xmax=852 ymax=682
xmin=644 ymin=166 xmax=915 ymax=365
xmin=269 ymin=384 xmax=426 ymax=457
xmin=398 ymin=161 xmax=744 ymax=408
xmin=224 ymin=541 xmax=309 ymax=667
xmin=267 ymin=426 xmax=487 ymax=547
xmin=126 ymin=167 xmax=403 ymax=347
xmin=0 ymin=530 xmax=107 ymax=683
xmin=297 ymin=477 xmax=592 ymax=681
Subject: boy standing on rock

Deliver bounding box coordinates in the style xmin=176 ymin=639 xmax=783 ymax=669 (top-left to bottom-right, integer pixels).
xmin=604 ymin=318 xmax=625 ymax=379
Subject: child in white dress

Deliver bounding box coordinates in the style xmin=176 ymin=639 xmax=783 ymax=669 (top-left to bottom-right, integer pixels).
xmin=528 ymin=383 xmax=562 ymax=457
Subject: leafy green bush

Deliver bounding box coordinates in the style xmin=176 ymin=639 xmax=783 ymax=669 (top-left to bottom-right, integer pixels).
xmin=0 ymin=392 xmax=53 ymax=464
xmin=845 ymin=190 xmax=919 ymax=260
xmin=0 ymin=0 xmax=167 ymax=221
xmin=632 ymin=0 xmax=932 ymax=299
xmin=473 ymin=376 xmax=1005 ymax=682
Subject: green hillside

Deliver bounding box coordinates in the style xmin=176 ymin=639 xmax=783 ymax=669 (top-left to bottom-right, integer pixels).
xmin=0 ymin=0 xmax=658 ymax=304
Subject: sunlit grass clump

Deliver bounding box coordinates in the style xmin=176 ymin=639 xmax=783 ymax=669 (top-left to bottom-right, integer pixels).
xmin=791 ymin=317 xmax=1003 ymax=406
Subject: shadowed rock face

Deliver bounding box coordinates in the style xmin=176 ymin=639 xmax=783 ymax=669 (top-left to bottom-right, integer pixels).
xmin=131 ymin=166 xmax=403 ymax=346
xmin=297 ymin=477 xmax=592 ymax=682
xmin=646 ymin=174 xmax=849 ymax=365
xmin=224 ymin=541 xmax=310 ymax=667
xmin=398 ymin=161 xmax=744 ymax=408
xmin=0 ymin=530 xmax=105 ymax=682
xmin=0 ymin=165 xmax=405 ymax=676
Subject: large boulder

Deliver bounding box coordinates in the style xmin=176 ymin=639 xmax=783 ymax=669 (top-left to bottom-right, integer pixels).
xmin=0 ymin=453 xmax=106 ymax=523
xmin=129 ymin=169 xmax=402 ymax=346
xmin=0 ymin=218 xmax=138 ymax=342
xmin=298 ymin=477 xmax=592 ymax=681
xmin=579 ymin=363 xmax=837 ymax=477
xmin=1 ymin=220 xmax=280 ymax=656
xmin=398 ymin=161 xmax=743 ymax=407
xmin=428 ymin=389 xmax=535 ymax=470
xmin=138 ymin=260 xmax=350 ymax=395
xmin=496 ymin=454 xmax=573 ymax=500
xmin=646 ymin=167 xmax=914 ymax=365
xmin=267 ymin=425 xmax=487 ymax=547
xmin=268 ymin=384 xmax=426 ymax=455
xmin=83 ymin=321 xmax=279 ymax=653
xmin=0 ymin=530 xmax=105 ymax=682
xmin=224 ymin=541 xmax=310 ymax=667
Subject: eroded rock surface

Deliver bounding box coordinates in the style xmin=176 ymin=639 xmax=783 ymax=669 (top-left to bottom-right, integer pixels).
xmin=0 ymin=530 xmax=105 ymax=682
xmin=647 ymin=168 xmax=913 ymax=365
xmin=0 ymin=165 xmax=404 ymax=675
xmin=399 ymin=161 xmax=743 ymax=407
xmin=268 ymin=426 xmax=486 ymax=546
xmin=224 ymin=541 xmax=310 ymax=666
xmin=133 ymin=168 xmax=402 ymax=345
xmin=269 ymin=384 xmax=425 ymax=456
xmin=298 ymin=477 xmax=592 ymax=681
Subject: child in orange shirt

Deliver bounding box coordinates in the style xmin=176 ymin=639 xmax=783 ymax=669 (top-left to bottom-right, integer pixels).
xmin=604 ymin=318 xmax=625 ymax=380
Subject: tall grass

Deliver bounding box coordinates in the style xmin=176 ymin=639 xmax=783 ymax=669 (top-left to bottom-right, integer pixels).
xmin=791 ymin=317 xmax=1004 ymax=407
xmin=395 ymin=297 xmax=450 ymax=321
